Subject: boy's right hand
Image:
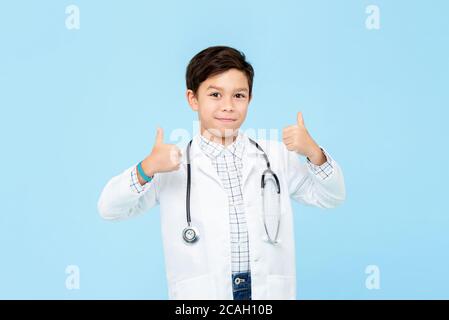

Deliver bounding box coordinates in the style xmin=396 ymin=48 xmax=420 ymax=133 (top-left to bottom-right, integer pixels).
xmin=140 ymin=128 xmax=182 ymax=178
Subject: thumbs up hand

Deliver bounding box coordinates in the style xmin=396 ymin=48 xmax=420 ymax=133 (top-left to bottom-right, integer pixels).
xmin=282 ymin=112 xmax=326 ymax=165
xmin=140 ymin=128 xmax=182 ymax=179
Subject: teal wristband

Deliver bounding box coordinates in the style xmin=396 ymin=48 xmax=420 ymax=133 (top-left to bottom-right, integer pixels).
xmin=137 ymin=161 xmax=154 ymax=182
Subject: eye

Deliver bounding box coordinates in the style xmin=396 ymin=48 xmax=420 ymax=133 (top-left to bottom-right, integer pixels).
xmin=209 ymin=92 xmax=220 ymax=98
xmin=235 ymin=93 xmax=246 ymax=99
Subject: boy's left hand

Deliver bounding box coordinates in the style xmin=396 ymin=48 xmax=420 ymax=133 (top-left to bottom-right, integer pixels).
xmin=282 ymin=112 xmax=326 ymax=165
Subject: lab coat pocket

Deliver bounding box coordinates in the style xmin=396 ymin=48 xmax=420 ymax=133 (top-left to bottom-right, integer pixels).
xmin=267 ymin=274 xmax=295 ymax=300
xmin=173 ymin=273 xmax=217 ymax=300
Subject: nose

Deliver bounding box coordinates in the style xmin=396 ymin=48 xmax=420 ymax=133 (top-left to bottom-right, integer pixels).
xmin=220 ymin=96 xmax=235 ymax=112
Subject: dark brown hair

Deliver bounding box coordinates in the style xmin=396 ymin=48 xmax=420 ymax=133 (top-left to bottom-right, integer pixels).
xmin=186 ymin=46 xmax=254 ymax=97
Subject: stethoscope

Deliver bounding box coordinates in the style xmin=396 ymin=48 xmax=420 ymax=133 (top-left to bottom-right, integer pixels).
xmin=182 ymin=137 xmax=281 ymax=245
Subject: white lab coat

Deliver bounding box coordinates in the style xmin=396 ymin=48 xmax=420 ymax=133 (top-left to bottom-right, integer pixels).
xmin=97 ymin=132 xmax=346 ymax=300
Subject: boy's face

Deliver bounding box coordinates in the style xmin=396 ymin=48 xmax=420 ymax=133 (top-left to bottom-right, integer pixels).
xmin=187 ymin=68 xmax=251 ymax=145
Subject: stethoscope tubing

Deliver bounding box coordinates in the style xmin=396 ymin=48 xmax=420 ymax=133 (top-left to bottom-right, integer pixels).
xmin=184 ymin=137 xmax=281 ymax=245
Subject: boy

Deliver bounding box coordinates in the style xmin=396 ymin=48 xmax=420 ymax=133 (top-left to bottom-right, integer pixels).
xmin=97 ymin=46 xmax=346 ymax=300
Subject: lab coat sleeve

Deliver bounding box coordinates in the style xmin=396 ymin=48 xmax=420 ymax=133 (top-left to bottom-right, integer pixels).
xmin=305 ymin=147 xmax=335 ymax=180
xmin=97 ymin=164 xmax=160 ymax=220
xmin=285 ymin=144 xmax=346 ymax=208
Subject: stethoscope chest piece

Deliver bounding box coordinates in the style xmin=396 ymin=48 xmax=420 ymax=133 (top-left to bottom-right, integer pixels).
xmin=182 ymin=226 xmax=199 ymax=244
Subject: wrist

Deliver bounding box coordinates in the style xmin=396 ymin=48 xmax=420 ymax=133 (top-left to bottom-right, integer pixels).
xmin=306 ymin=145 xmax=325 ymax=165
xmin=141 ymin=157 xmax=156 ymax=177
xmin=305 ymin=144 xmax=319 ymax=158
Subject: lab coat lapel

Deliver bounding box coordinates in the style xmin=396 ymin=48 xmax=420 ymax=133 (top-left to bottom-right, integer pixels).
xmin=179 ymin=132 xmax=264 ymax=189
xmin=180 ymin=134 xmax=223 ymax=188
xmin=241 ymin=150 xmax=255 ymax=190
xmin=241 ymin=134 xmax=265 ymax=189
xmin=196 ymin=157 xmax=223 ymax=187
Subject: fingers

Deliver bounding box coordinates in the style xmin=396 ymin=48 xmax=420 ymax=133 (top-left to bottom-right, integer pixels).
xmin=283 ymin=125 xmax=296 ymax=132
xmin=297 ymin=111 xmax=305 ymax=127
xmin=283 ymin=112 xmax=305 ymax=134
xmin=155 ymin=127 xmax=164 ymax=145
xmin=282 ymin=127 xmax=297 ymax=140
xmin=283 ymin=136 xmax=294 ymax=144
xmin=283 ymin=141 xmax=296 ymax=151
xmin=169 ymin=145 xmax=182 ymax=169
xmin=283 ymin=126 xmax=299 ymax=151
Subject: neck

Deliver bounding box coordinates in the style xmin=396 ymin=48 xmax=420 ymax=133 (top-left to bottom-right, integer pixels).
xmin=200 ymin=128 xmax=238 ymax=147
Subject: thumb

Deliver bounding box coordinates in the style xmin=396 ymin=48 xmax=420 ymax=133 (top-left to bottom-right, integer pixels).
xmin=155 ymin=127 xmax=164 ymax=144
xmin=297 ymin=111 xmax=305 ymax=127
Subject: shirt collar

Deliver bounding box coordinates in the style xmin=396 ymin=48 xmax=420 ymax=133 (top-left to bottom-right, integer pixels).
xmin=198 ymin=130 xmax=245 ymax=161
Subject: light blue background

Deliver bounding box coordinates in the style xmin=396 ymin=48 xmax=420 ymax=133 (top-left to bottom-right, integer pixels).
xmin=0 ymin=0 xmax=448 ymax=299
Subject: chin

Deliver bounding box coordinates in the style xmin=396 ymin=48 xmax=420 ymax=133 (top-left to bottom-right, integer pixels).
xmin=205 ymin=126 xmax=239 ymax=138
xmin=221 ymin=129 xmax=238 ymax=138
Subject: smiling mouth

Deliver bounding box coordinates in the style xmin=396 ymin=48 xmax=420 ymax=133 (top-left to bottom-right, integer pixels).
xmin=215 ymin=117 xmax=237 ymax=122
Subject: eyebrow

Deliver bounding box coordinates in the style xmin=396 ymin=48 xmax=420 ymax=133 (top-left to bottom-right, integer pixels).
xmin=206 ymin=85 xmax=249 ymax=92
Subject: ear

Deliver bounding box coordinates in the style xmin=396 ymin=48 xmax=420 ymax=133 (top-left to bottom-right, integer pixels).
xmin=186 ymin=89 xmax=199 ymax=111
